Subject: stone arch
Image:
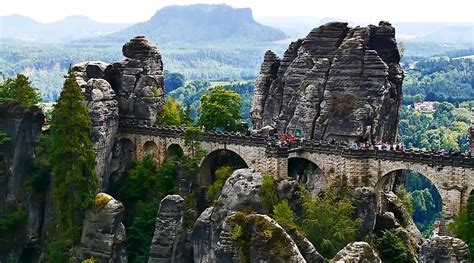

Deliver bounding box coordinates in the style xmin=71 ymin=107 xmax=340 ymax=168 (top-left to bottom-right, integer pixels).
xmin=198 ymin=149 xmax=248 ymax=186
xmin=165 ymin=144 xmax=184 ymax=160
xmin=288 ymin=157 xmax=326 ymax=196
xmin=376 ymin=168 xmax=444 ymax=233
xmin=143 ymin=141 xmax=159 ymax=160
xmin=118 ymin=138 xmax=135 ymax=167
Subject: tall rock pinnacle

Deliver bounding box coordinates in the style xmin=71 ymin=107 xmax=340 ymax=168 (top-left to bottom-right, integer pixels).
xmin=251 ymin=21 xmax=404 ymax=144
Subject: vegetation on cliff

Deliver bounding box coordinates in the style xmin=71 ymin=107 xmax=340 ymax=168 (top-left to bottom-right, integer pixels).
xmin=47 ymin=72 xmax=98 ymax=259
xmin=449 ymin=194 xmax=474 ymax=259
xmin=376 ymin=229 xmax=410 ymax=263
xmin=300 ymin=189 xmax=361 ymax=258
xmin=206 ymin=166 xmax=233 ymax=202
xmin=0 ymin=74 xmax=41 ymax=107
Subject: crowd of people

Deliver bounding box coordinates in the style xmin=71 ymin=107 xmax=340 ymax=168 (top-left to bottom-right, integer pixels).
xmin=264 ymin=132 xmax=472 ymax=157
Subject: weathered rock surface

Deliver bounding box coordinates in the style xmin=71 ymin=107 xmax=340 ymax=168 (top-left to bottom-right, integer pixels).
xmin=79 ymin=193 xmax=127 ymax=263
xmin=192 ymin=169 xmax=320 ymax=262
xmin=0 ymin=103 xmax=45 ymax=261
xmin=419 ymin=235 xmax=471 ymax=263
xmin=331 ymin=241 xmax=381 ymax=263
xmin=352 ymin=187 xmax=377 ymax=239
xmin=251 ymin=21 xmax=403 ymax=144
xmin=375 ymin=191 xmax=423 ymax=262
xmin=72 ymin=36 xmax=166 ymax=190
xmin=72 ymin=62 xmax=119 ymax=190
xmin=148 ymin=195 xmax=187 ymax=263
xmin=105 ymin=36 xmax=165 ymax=125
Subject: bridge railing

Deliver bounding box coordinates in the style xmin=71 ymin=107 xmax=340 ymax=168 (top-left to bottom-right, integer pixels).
xmin=119 ymin=123 xmax=474 ymax=168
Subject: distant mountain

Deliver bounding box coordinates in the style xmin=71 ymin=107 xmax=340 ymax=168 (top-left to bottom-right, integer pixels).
xmin=98 ymin=4 xmax=287 ymax=44
xmin=256 ymin=16 xmax=320 ymax=38
xmin=0 ymin=15 xmax=130 ymax=42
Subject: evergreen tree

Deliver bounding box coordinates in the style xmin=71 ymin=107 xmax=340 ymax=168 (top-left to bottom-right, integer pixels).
xmin=48 ymin=72 xmax=97 ymax=248
xmin=198 ymin=86 xmax=242 ymax=132
xmin=0 ymin=74 xmax=41 ymax=107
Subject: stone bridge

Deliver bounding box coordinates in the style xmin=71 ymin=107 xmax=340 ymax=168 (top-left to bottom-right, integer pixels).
xmin=118 ymin=123 xmax=474 ymax=222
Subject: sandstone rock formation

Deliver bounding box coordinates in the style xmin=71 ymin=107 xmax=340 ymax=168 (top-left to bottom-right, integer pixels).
xmin=375 ymin=191 xmax=423 ymax=262
xmin=352 ymin=187 xmax=377 ymax=240
xmin=72 ymin=36 xmax=165 ymax=190
xmin=72 ymin=62 xmax=119 ymax=189
xmin=419 ymin=235 xmax=471 ymax=263
xmin=251 ymin=21 xmax=403 ymax=144
xmin=0 ymin=103 xmax=45 ymax=261
xmin=192 ymin=169 xmax=323 ymax=262
xmin=148 ymin=195 xmax=187 ymax=263
xmin=331 ymin=241 xmax=381 ymax=263
xmin=105 ymin=36 xmax=165 ymax=125
xmin=79 ymin=193 xmax=127 ymax=263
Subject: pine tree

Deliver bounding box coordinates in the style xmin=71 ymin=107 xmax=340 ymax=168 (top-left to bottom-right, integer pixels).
xmin=0 ymin=74 xmax=40 ymax=107
xmin=49 ymin=72 xmax=97 ymax=247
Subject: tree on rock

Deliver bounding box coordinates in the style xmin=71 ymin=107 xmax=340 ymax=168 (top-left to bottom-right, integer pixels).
xmin=0 ymin=74 xmax=40 ymax=107
xmin=157 ymin=97 xmax=183 ymax=125
xmin=48 ymin=72 xmax=97 ymax=251
xmin=198 ymin=86 xmax=242 ymax=132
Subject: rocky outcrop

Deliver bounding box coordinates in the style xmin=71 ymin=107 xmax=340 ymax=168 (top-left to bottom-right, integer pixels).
xmin=375 ymin=191 xmax=423 ymax=262
xmin=79 ymin=193 xmax=127 ymax=263
xmin=192 ymin=169 xmax=319 ymax=262
xmin=148 ymin=195 xmax=187 ymax=263
xmin=0 ymin=102 xmax=45 ymax=261
xmin=72 ymin=36 xmax=165 ymax=190
xmin=419 ymin=235 xmax=471 ymax=263
xmin=105 ymin=36 xmax=165 ymax=125
xmin=251 ymin=21 xmax=403 ymax=144
xmin=352 ymin=187 xmax=377 ymax=239
xmin=72 ymin=62 xmax=119 ymax=189
xmin=331 ymin=242 xmax=381 ymax=263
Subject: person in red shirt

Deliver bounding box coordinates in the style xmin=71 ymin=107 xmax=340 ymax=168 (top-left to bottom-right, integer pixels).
xmin=281 ymin=133 xmax=287 ymax=142
xmin=290 ymin=134 xmax=297 ymax=142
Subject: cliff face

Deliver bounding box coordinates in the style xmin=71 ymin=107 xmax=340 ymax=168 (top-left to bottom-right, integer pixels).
xmin=0 ymin=103 xmax=45 ymax=261
xmin=251 ymin=21 xmax=403 ymax=144
xmin=71 ymin=36 xmax=165 ymax=191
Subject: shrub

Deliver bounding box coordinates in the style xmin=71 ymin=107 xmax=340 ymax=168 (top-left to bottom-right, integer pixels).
xmin=127 ymin=201 xmax=159 ymax=263
xmin=300 ymin=189 xmax=361 ymax=258
xmin=376 ymin=230 xmax=410 ymax=263
xmin=206 ymin=166 xmax=233 ymax=202
xmin=396 ymin=187 xmax=414 ymax=227
xmin=448 ymin=196 xmax=474 ymax=259
xmin=273 ymin=200 xmax=296 ymax=229
xmin=260 ymin=175 xmax=278 ymax=213
xmin=0 ymin=210 xmax=27 ymax=248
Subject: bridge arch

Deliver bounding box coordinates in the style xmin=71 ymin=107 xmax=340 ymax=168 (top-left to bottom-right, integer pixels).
xmin=376 ymin=168 xmax=444 ymax=235
xmin=288 ymin=157 xmax=326 ymax=196
xmin=198 ymin=149 xmax=248 ymax=186
xmin=143 ymin=141 xmax=159 ymax=160
xmin=165 ymin=144 xmax=184 ymax=160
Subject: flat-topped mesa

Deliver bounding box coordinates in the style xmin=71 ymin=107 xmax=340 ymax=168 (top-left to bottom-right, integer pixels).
xmin=106 ymin=36 xmax=165 ymax=125
xmin=251 ymin=21 xmax=403 ymax=144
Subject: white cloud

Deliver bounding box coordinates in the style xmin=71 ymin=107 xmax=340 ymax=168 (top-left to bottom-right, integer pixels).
xmin=1 ymin=0 xmax=473 ymax=23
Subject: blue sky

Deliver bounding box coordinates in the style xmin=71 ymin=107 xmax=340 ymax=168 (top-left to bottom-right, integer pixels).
xmin=1 ymin=0 xmax=473 ymax=23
